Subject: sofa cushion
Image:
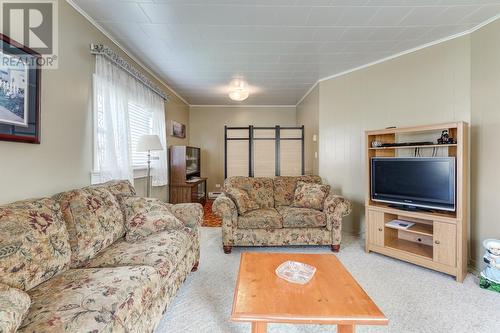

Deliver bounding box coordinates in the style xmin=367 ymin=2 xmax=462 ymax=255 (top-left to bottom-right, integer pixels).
xmin=83 ymin=229 xmax=196 ymax=280
xmin=224 ymin=177 xmax=274 ymax=209
xmin=225 ymin=188 xmax=259 ymax=215
xmin=276 ymin=206 xmax=327 ymax=228
xmin=120 ymin=197 xmax=184 ymax=242
xmin=58 ymin=187 xmax=125 ymax=268
xmin=90 ymin=180 xmax=136 ymax=198
xmin=238 ymin=208 xmax=282 ymax=229
xmin=273 ymin=176 xmax=322 ymax=207
xmin=0 ymin=283 xmax=31 ymax=333
xmin=19 ymin=266 xmax=160 ymax=333
xmin=0 ymin=198 xmax=71 ymax=291
xmin=291 ymin=181 xmax=330 ymax=211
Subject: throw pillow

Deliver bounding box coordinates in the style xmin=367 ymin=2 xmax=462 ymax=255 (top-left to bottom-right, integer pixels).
xmin=225 ymin=188 xmax=259 ymax=215
xmin=120 ymin=197 xmax=184 ymax=242
xmin=291 ymin=181 xmax=330 ymax=211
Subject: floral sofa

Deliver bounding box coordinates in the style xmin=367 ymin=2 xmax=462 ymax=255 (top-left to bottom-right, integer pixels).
xmin=213 ymin=176 xmax=351 ymax=254
xmin=0 ymin=180 xmax=202 ymax=333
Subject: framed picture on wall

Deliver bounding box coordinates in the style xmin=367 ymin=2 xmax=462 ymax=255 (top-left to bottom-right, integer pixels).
xmin=170 ymin=120 xmax=186 ymax=138
xmin=0 ymin=33 xmax=41 ymax=144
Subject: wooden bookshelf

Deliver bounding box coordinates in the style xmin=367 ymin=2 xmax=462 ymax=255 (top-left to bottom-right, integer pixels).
xmin=365 ymin=122 xmax=469 ymax=282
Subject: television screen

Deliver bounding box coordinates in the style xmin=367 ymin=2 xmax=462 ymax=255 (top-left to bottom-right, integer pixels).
xmin=371 ymin=157 xmax=456 ymax=211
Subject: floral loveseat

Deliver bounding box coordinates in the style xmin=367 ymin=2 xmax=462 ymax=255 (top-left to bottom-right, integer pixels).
xmin=0 ymin=180 xmax=202 ymax=333
xmin=213 ymin=176 xmax=351 ymax=254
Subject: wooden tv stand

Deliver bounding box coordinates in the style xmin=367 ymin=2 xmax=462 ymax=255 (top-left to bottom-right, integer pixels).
xmin=365 ymin=122 xmax=468 ymax=282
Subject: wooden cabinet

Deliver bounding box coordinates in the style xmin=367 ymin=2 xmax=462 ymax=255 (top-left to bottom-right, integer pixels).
xmin=367 ymin=210 xmax=385 ymax=247
xmin=433 ymin=221 xmax=457 ymax=267
xmin=169 ymin=146 xmax=207 ymax=204
xmin=365 ymin=122 xmax=468 ymax=282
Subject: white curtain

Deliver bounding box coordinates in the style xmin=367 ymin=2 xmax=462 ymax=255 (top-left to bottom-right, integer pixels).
xmin=93 ymin=54 xmax=168 ymax=186
xmin=128 ymin=76 xmax=168 ymax=187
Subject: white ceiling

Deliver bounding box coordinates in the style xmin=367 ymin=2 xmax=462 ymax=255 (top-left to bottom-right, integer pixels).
xmin=71 ymin=0 xmax=500 ymax=105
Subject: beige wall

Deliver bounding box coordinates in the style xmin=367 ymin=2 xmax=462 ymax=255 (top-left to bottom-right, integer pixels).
xmin=189 ymin=106 xmax=296 ymax=193
xmin=470 ymin=19 xmax=500 ymax=268
xmin=297 ymin=85 xmax=319 ymax=175
xmin=0 ymin=1 xmax=188 ymax=204
xmin=317 ymin=37 xmax=471 ymax=236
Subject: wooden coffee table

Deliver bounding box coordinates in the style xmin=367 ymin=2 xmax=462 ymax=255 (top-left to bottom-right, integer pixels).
xmin=231 ymin=252 xmax=388 ymax=333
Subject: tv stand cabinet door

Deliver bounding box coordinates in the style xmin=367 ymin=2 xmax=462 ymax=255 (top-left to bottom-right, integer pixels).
xmin=368 ymin=210 xmax=385 ymax=247
xmin=433 ymin=221 xmax=456 ymax=267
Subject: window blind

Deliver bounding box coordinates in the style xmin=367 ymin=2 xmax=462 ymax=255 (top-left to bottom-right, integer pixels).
xmin=128 ymin=102 xmax=153 ymax=168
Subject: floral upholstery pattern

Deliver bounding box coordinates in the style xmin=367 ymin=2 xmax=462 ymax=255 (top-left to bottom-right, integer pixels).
xmin=277 ymin=206 xmax=326 ymax=228
xmin=58 ymin=187 xmax=125 ymax=267
xmin=291 ymin=181 xmax=330 ymax=211
xmin=215 ymin=176 xmax=351 ymax=248
xmin=212 ymin=194 xmax=238 ymax=246
xmin=0 ymin=198 xmax=71 ymax=291
xmin=273 ymin=176 xmax=322 ymax=207
xmin=84 ymin=228 xmax=198 ymax=280
xmin=0 ymin=283 xmax=31 ymax=333
xmin=233 ymin=227 xmax=332 ymax=246
xmin=120 ymin=197 xmax=184 ymax=242
xmin=225 ymin=188 xmax=259 ymax=215
xmin=238 ymin=208 xmax=283 ymax=229
xmin=169 ymin=203 xmax=204 ymax=228
xmin=224 ymin=177 xmax=274 ymax=208
xmin=19 ymin=266 xmax=161 ymax=333
xmin=324 ymin=194 xmax=352 ymax=245
xmin=90 ymin=180 xmax=136 ymax=198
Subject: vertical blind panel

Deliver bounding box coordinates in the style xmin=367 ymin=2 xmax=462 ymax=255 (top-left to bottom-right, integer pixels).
xmin=227 ymin=140 xmax=249 ymax=177
xmin=227 ymin=129 xmax=249 ymax=139
xmin=253 ymin=129 xmax=275 ymax=139
xmin=280 ymin=140 xmax=302 ymax=176
xmin=129 ymin=102 xmax=153 ymax=167
xmin=280 ymin=129 xmax=303 ymax=139
xmin=253 ymin=141 xmax=275 ymax=177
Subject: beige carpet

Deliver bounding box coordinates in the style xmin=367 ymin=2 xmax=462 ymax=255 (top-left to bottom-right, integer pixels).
xmin=155 ymin=227 xmax=500 ymax=333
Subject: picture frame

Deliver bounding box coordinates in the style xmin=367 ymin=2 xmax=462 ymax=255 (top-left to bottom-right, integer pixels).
xmin=171 ymin=120 xmax=186 ymax=138
xmin=0 ymin=33 xmax=41 ymax=144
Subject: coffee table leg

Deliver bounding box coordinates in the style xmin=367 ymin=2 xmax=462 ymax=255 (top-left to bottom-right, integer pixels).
xmin=251 ymin=322 xmax=267 ymax=333
xmin=337 ymin=324 xmax=355 ymax=333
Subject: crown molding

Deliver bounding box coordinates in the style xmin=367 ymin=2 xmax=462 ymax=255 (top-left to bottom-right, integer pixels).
xmin=296 ymin=14 xmax=500 ymax=106
xmin=190 ymin=104 xmax=296 ymax=108
xmin=65 ymin=0 xmax=190 ymax=106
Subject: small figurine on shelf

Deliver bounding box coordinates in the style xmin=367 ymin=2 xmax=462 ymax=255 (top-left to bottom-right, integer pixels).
xmin=437 ymin=130 xmax=456 ymax=144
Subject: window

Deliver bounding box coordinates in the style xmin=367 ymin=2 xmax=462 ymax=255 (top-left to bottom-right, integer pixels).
xmin=128 ymin=102 xmax=153 ymax=169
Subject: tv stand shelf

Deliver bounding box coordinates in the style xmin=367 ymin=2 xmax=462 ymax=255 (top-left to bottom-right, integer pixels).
xmin=365 ymin=122 xmax=468 ymax=282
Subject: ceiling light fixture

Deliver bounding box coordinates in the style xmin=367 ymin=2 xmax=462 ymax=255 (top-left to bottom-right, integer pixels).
xmin=228 ymin=79 xmax=250 ymax=101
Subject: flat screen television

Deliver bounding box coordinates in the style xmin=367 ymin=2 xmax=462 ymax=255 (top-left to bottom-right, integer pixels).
xmin=371 ymin=157 xmax=456 ymax=212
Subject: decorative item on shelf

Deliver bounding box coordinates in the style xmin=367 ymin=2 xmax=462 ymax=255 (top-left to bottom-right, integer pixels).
xmin=137 ymin=134 xmax=164 ymax=197
xmin=437 ymin=130 xmax=456 ymax=144
xmin=170 ymin=120 xmax=186 ymax=138
xmin=275 ymin=261 xmax=316 ymax=285
xmin=0 ymin=34 xmax=41 ymax=144
xmin=480 ymin=239 xmax=500 ymax=293
xmin=371 ymin=141 xmax=383 ymax=148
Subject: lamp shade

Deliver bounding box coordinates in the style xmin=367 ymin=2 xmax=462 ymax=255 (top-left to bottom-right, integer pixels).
xmin=137 ymin=135 xmax=163 ymax=152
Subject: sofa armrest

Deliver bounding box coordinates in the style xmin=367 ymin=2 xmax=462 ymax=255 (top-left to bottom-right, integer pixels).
xmin=323 ymin=194 xmax=351 ymax=233
xmin=213 ymin=193 xmax=238 ymax=247
xmin=0 ymin=283 xmax=31 ymax=333
xmin=324 ymin=194 xmax=351 ymax=218
xmin=169 ymin=203 xmax=204 ymax=229
xmin=212 ymin=193 xmax=238 ymax=220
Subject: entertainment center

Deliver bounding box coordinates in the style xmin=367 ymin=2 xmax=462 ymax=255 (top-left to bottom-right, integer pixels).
xmin=365 ymin=122 xmax=468 ymax=282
